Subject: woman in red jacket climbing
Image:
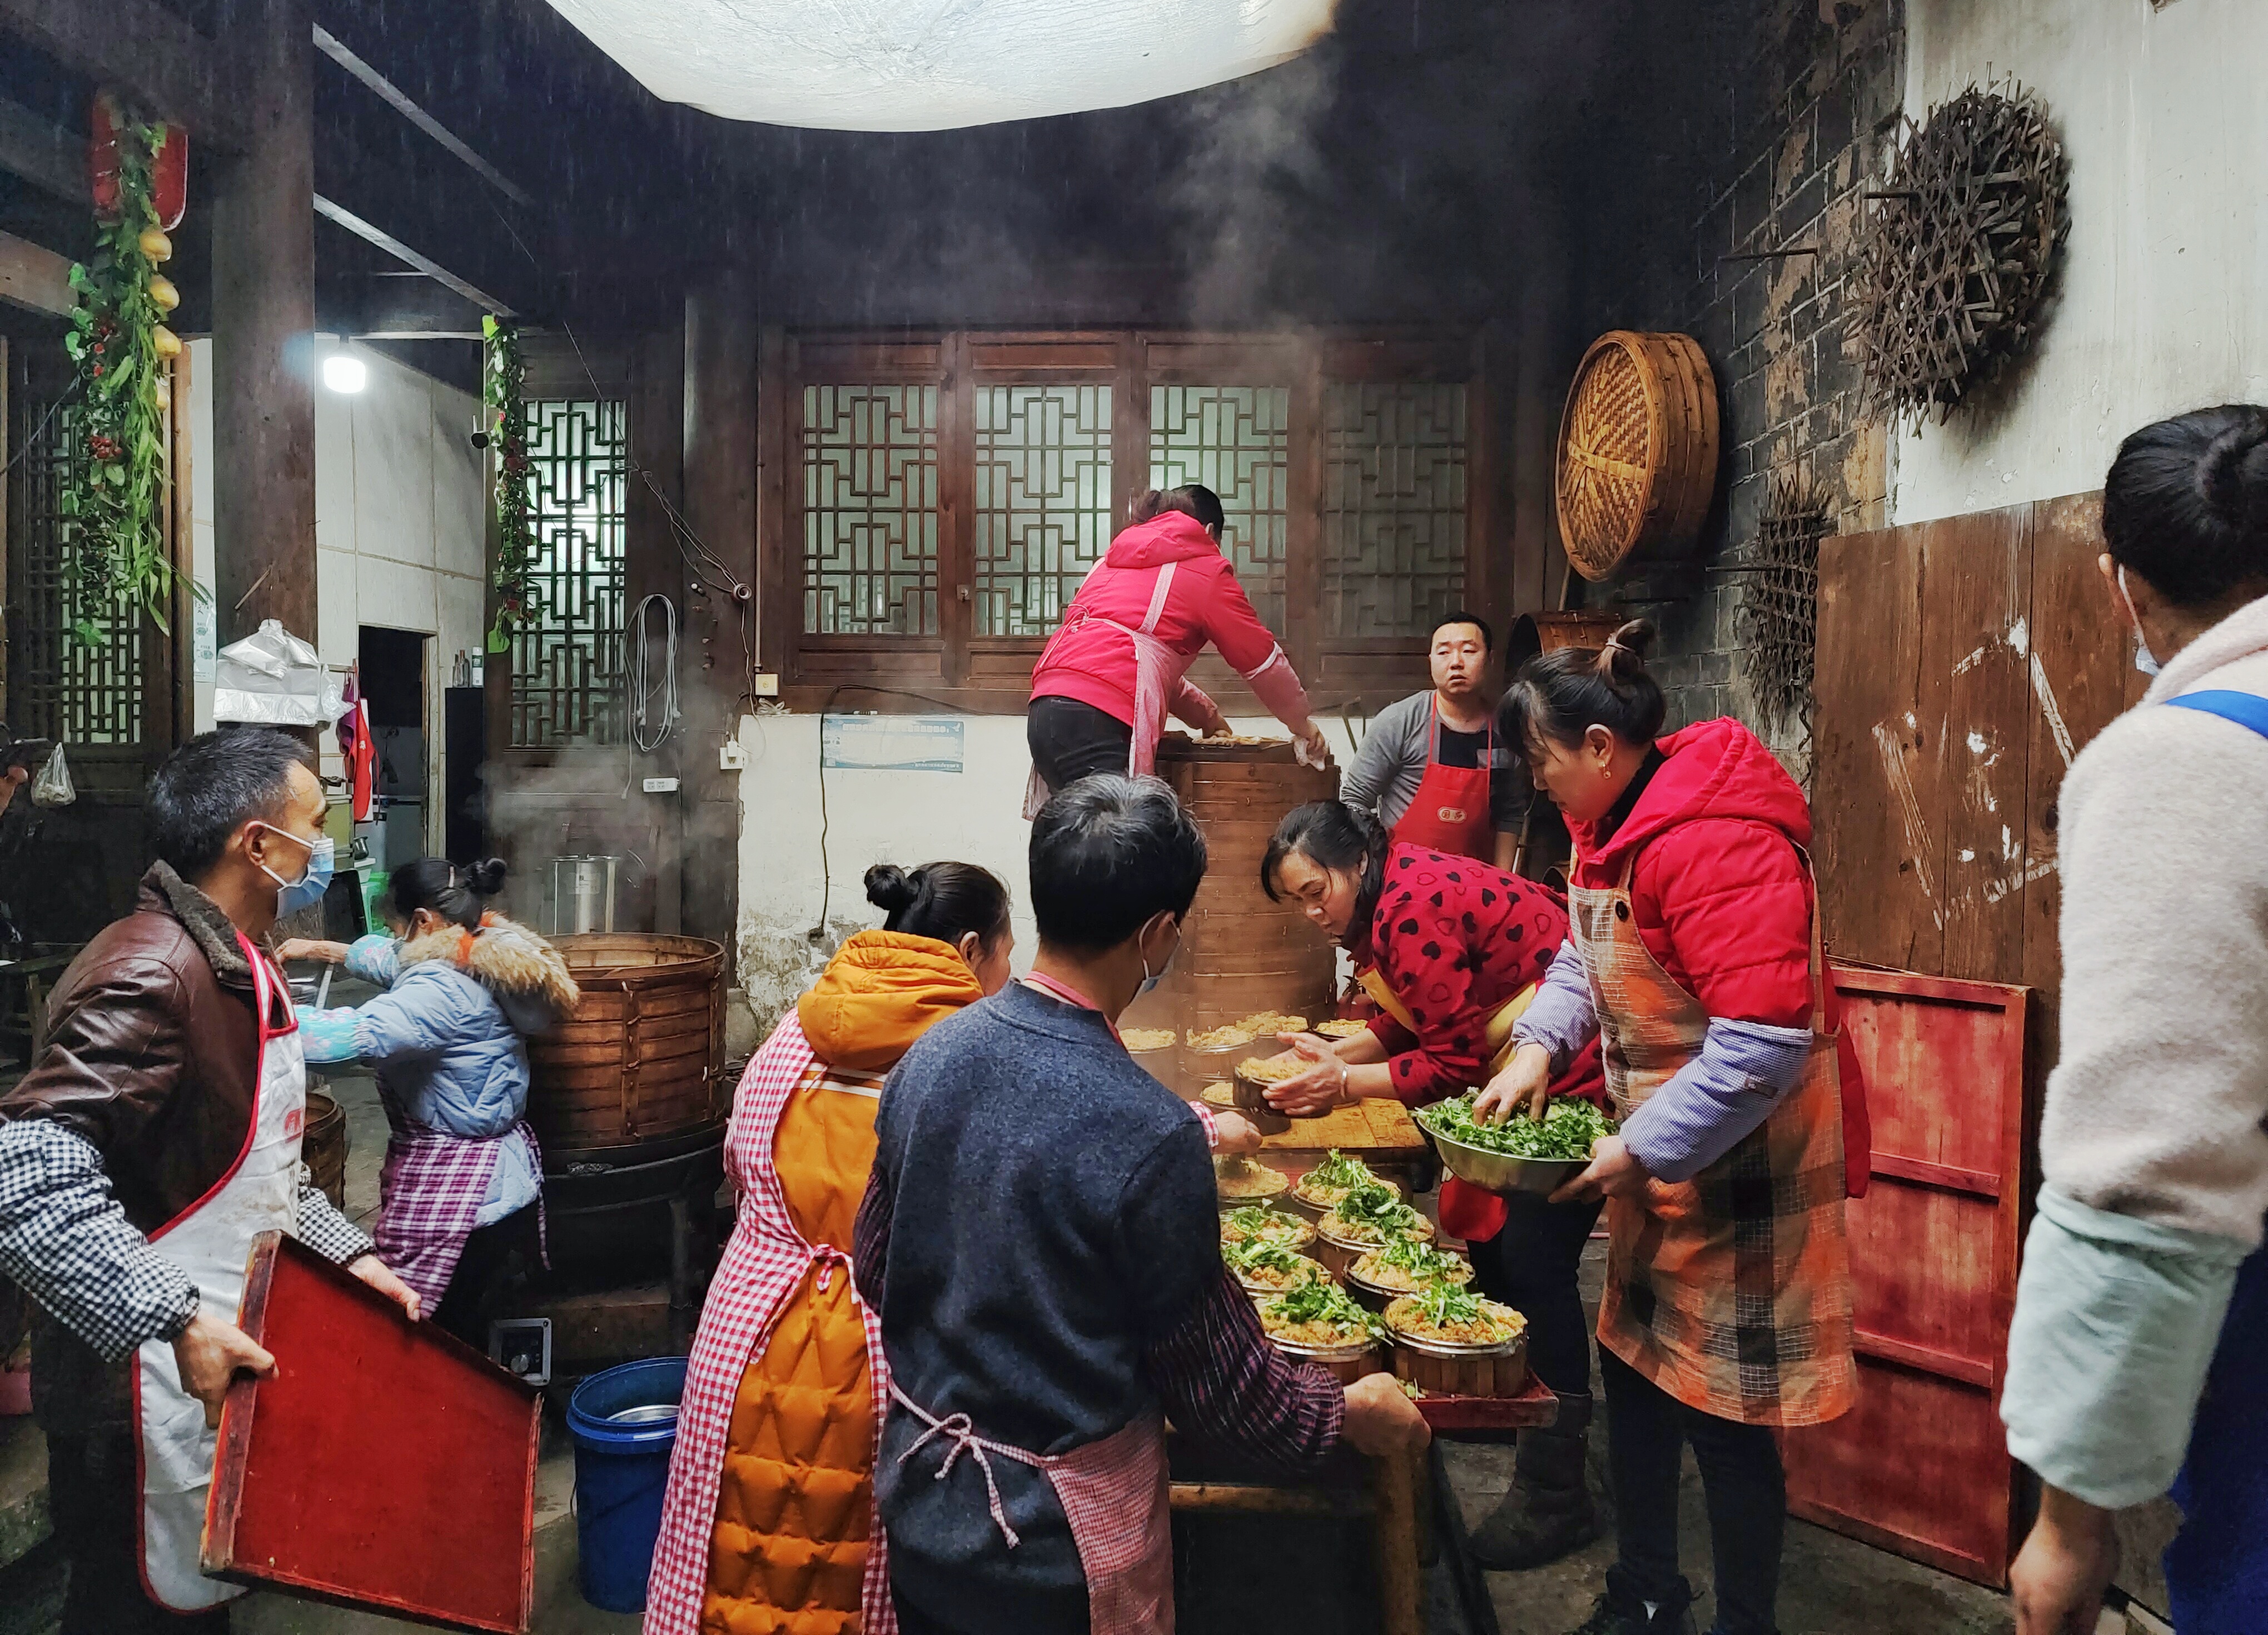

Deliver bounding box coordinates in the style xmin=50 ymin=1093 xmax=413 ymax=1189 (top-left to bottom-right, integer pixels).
xmin=1259 ymin=801 xmax=1610 ymax=1568
xmin=1480 ymin=620 xmax=1856 ymax=1635
xmin=1024 ymin=484 xmax=1329 ymax=808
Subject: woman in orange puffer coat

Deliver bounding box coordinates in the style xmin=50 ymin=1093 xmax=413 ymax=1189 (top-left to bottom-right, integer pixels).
xmin=646 ymin=862 xmax=1015 ymax=1635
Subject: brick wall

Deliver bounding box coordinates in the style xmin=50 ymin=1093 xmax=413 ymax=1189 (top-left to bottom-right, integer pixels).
xmin=1588 ymin=0 xmax=1905 ymax=769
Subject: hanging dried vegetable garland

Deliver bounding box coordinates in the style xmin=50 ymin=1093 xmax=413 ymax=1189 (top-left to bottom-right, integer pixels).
xmin=58 ymin=99 xmax=188 ymax=647
xmin=1853 ymin=83 xmax=2069 ymax=425
xmin=484 ymin=315 xmax=540 ymax=653
xmin=1734 ymin=475 xmax=1831 ymax=735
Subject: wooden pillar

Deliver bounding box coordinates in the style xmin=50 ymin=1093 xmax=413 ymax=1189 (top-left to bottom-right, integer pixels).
xmin=680 ymin=271 xmax=759 ymax=954
xmin=210 ymin=0 xmax=315 ymax=645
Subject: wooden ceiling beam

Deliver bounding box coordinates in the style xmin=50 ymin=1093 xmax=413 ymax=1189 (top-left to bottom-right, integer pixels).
xmin=312 ymin=192 xmax=516 ymax=316
xmin=0 ymin=226 xmax=73 ymax=316
xmin=312 ymin=23 xmax=535 ymax=210
xmin=0 ymin=97 xmax=84 ymax=202
xmin=0 ymin=0 xmax=248 ymax=150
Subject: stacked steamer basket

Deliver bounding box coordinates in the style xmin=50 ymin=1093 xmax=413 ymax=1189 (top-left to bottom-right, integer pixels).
xmin=1121 ymin=735 xmax=1337 ymax=1095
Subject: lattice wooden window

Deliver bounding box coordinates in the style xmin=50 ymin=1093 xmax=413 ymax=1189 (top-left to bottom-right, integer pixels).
xmin=1322 ymin=383 xmax=1468 ymax=638
xmin=1151 ymin=385 xmax=1290 ymax=630
xmin=973 ymin=384 xmax=1112 ymax=637
xmin=510 ymin=398 xmax=627 ymax=748
xmin=9 ymin=391 xmax=143 ymax=746
xmin=802 ymin=384 xmax=940 ymax=637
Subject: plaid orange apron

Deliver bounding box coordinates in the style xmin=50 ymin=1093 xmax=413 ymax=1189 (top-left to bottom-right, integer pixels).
xmin=1570 ymin=847 xmax=1854 ymax=1428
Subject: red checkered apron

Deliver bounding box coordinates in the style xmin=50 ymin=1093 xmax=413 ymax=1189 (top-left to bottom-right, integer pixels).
xmin=645 ymin=1016 xmax=897 ymax=1635
xmin=1573 ymin=846 xmax=1854 ymax=1428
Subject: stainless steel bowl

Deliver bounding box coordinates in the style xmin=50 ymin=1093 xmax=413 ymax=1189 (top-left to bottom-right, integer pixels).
xmin=1418 ymin=1117 xmax=1590 ymax=1196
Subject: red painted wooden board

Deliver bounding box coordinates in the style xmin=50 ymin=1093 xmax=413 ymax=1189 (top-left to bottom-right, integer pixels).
xmin=1780 ymin=963 xmax=2033 ymax=1588
xmin=205 ymin=1233 xmax=540 ymax=1633
xmin=1414 ymin=1374 xmax=1559 ymax=1434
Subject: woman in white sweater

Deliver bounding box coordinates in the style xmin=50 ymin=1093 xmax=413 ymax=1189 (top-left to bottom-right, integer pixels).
xmin=2005 ymin=405 xmax=2268 ymax=1635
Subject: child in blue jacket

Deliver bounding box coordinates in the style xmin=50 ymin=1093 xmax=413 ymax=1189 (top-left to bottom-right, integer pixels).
xmin=285 ymin=856 xmax=578 ymax=1343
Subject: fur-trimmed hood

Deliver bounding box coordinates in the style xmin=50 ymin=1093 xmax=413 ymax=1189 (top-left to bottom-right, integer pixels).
xmin=397 ymin=913 xmax=580 ymax=1031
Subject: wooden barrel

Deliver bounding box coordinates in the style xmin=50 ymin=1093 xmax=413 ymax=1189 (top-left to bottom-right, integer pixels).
xmin=526 ymin=934 xmax=728 ymax=1156
xmin=303 ymin=1089 xmax=347 ymax=1210
xmin=1128 ymin=738 xmax=1339 ymax=1043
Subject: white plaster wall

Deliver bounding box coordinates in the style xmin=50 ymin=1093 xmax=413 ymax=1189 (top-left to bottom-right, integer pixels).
xmin=190 ymin=340 xmax=486 ymax=847
xmin=1890 ymin=0 xmax=2268 ymax=524
xmin=730 ymin=709 xmax=1306 ymax=1030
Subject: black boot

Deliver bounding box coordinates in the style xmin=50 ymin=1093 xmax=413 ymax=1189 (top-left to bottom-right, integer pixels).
xmin=1469 ymin=1392 xmax=1601 ymax=1570
xmin=1567 ymin=1566 xmax=1695 ymax=1635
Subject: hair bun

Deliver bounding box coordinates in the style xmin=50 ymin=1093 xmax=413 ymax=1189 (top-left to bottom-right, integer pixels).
xmin=1598 ymin=618 xmax=1658 ymax=683
xmin=864 ymin=863 xmax=919 ymax=915
xmin=2201 ymin=415 xmax=2268 ymax=532
xmin=465 ymin=857 xmax=509 ymax=896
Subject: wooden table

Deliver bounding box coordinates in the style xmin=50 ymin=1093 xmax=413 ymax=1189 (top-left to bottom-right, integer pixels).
xmin=1255 ymin=1097 xmax=1432 ymax=1185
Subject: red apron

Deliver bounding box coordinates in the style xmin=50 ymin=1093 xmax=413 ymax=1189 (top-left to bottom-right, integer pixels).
xmin=1389 ymin=696 xmax=1499 ymax=863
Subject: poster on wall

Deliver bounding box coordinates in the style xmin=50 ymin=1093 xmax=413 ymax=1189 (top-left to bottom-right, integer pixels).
xmin=821 ymin=714 xmax=965 ymax=774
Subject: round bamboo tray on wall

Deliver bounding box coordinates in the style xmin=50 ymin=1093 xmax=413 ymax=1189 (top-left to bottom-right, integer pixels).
xmin=526 ymin=933 xmax=728 ymax=1156
xmin=1555 ymin=330 xmax=1720 ymax=582
xmin=1122 ymin=738 xmax=1339 ymax=1045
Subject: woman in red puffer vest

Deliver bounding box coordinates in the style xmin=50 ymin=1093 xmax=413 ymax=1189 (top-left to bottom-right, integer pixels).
xmin=1024 ymin=485 xmax=1328 ymax=807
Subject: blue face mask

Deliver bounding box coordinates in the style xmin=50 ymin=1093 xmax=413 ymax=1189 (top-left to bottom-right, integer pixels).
xmin=1138 ymin=924 xmax=1179 ymax=997
xmin=256 ymin=826 xmax=336 ymax=917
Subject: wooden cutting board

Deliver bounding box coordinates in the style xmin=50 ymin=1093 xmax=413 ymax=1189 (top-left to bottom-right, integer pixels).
xmin=1259 ymin=1098 xmax=1429 ymax=1171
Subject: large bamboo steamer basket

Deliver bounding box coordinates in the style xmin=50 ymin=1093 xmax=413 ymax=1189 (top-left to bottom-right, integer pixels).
xmin=1555 ymin=330 xmax=1720 ymax=582
xmin=527 ymin=933 xmax=728 ymax=1155
xmin=1145 ymin=738 xmax=1339 ymax=1044
xmin=302 ymin=1089 xmax=347 ymax=1210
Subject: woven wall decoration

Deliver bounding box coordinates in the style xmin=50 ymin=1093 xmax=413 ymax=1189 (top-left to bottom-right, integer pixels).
xmin=1555 ymin=330 xmax=1720 ymax=582
xmin=1854 ymin=83 xmax=2069 ymax=424
xmin=1734 ymin=475 xmax=1831 ymax=734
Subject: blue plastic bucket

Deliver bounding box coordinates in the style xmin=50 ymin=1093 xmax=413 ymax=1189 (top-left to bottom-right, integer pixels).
xmin=566 ymin=1356 xmax=688 ymax=1613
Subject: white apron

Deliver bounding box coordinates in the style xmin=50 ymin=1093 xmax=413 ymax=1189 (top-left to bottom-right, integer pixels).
xmin=132 ymin=936 xmax=306 ymax=1612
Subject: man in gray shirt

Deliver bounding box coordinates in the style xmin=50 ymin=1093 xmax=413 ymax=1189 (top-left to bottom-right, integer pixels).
xmin=1340 ymin=611 xmax=1525 ymax=866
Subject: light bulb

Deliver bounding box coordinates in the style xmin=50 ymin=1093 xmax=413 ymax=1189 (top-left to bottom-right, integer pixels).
xmin=322 ymin=352 xmax=367 ymax=394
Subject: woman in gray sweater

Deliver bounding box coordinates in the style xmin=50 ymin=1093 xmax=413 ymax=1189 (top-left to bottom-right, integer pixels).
xmin=2004 ymin=406 xmax=2268 ymax=1635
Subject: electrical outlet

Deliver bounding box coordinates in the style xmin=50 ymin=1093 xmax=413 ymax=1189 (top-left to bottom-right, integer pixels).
xmin=752 ymin=672 xmax=780 ymax=697
xmin=642 ymin=776 xmax=679 ymax=794
xmin=719 ymin=739 xmax=749 ymax=772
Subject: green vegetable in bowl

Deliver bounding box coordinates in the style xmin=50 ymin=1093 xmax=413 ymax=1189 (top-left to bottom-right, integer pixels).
xmin=1223 ymin=1238 xmax=1322 ymax=1283
xmin=1221 ymin=1205 xmax=1310 ymax=1249
xmin=1418 ymin=1092 xmax=1617 ymax=1161
xmin=1331 ymin=1182 xmax=1426 ymax=1241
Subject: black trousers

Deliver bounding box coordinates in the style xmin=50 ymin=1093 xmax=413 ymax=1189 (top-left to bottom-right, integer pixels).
xmin=1027 ymin=696 xmax=1133 ymax=794
xmin=47 ymin=1432 xmax=231 ymax=1635
xmin=1601 ymin=1348 xmax=1785 ymax=1635
xmin=1469 ymin=1189 xmax=1603 ymax=1397
xmin=431 ymin=1202 xmax=541 ymax=1351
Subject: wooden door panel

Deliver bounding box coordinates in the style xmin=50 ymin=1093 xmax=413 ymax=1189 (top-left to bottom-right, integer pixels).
xmin=1784 ymin=964 xmax=2032 ymax=1588
xmin=1783 ymin=1360 xmax=2008 ymax=1584
xmin=1841 ymin=1182 xmax=2002 ymax=1365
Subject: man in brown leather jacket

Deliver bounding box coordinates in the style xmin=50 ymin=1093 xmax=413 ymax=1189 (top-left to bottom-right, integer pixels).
xmin=0 ymin=729 xmax=417 ymax=1633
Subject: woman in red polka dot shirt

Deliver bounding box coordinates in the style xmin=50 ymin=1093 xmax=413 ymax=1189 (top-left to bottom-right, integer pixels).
xmin=1262 ymin=800 xmax=1609 ymax=1568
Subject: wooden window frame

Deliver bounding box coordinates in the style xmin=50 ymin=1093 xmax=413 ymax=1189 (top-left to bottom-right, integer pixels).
xmin=760 ymin=329 xmax=1498 ymax=715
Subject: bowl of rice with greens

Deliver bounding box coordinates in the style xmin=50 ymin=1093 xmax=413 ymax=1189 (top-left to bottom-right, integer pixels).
xmin=1414 ymin=1093 xmax=1618 ymax=1196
